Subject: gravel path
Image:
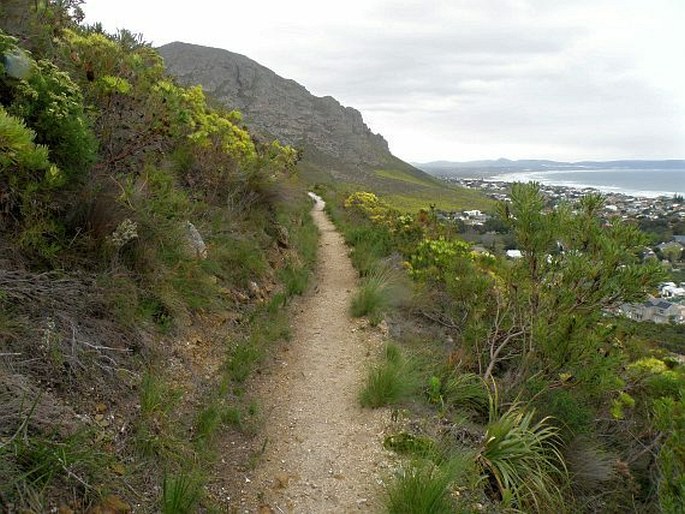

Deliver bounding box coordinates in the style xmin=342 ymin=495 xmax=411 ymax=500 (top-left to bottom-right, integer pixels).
xmin=237 ymin=194 xmax=394 ymax=513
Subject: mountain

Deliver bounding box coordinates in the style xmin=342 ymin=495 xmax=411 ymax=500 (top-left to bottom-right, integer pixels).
xmin=417 ymin=159 xmax=685 ymax=175
xmin=157 ymin=42 xmax=421 ymax=186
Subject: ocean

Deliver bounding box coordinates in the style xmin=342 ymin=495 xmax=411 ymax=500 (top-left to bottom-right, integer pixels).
xmin=489 ymin=168 xmax=685 ymax=198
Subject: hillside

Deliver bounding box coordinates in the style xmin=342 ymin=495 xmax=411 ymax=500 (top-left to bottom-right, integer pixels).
xmin=0 ymin=11 xmax=319 ymax=512
xmin=158 ymin=42 xmax=489 ymax=210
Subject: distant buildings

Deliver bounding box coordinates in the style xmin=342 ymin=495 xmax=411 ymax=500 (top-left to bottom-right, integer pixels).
xmin=439 ymin=177 xmax=685 ymax=324
xmin=621 ymin=298 xmax=685 ymax=324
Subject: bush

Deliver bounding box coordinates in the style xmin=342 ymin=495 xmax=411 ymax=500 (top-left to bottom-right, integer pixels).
xmin=538 ymin=389 xmax=593 ymax=440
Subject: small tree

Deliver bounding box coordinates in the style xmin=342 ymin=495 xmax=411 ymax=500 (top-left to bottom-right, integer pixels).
xmin=485 ymin=183 xmax=665 ymax=389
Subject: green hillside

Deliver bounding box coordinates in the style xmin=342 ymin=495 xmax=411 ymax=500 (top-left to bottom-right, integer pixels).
xmin=0 ymin=6 xmax=317 ymax=511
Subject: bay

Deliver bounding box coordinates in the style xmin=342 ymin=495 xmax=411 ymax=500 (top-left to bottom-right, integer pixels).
xmin=490 ymin=168 xmax=685 ymax=198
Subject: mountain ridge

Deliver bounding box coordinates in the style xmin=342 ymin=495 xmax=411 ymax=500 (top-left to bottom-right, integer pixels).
xmin=416 ymin=158 xmax=685 ymax=173
xmin=158 ymin=41 xmax=420 ymax=184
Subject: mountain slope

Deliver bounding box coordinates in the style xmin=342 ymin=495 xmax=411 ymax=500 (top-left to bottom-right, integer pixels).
xmin=158 ymin=42 xmax=436 ymax=189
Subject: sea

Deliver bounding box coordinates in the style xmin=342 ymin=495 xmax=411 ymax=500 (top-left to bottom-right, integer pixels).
xmin=488 ymin=168 xmax=685 ymax=198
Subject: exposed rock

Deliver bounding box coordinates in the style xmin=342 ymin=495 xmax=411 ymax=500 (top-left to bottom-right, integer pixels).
xmin=184 ymin=220 xmax=207 ymax=259
xmin=248 ymin=281 xmax=262 ymax=298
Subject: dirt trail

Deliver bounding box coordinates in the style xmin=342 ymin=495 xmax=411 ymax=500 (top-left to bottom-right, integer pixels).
xmin=237 ymin=194 xmax=394 ymax=513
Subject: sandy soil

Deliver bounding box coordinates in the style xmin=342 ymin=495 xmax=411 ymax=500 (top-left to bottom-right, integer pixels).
xmin=234 ymin=194 xmax=395 ymax=513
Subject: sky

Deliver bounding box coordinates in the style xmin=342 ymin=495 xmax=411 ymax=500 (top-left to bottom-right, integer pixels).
xmin=83 ymin=0 xmax=685 ymax=163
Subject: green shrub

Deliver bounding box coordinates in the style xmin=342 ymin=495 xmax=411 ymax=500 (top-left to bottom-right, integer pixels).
xmin=539 ymin=389 xmax=593 ymax=439
xmin=654 ymin=397 xmax=685 ymax=513
xmin=7 ymin=59 xmax=96 ymax=179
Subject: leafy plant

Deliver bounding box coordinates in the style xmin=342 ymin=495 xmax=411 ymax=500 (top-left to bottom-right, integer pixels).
xmin=475 ymin=399 xmax=567 ymax=510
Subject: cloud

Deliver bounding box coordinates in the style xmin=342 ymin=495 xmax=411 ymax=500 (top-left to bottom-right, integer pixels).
xmin=84 ymin=0 xmax=685 ymax=161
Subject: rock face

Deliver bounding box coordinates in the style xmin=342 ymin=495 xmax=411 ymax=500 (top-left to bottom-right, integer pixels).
xmin=158 ymin=42 xmax=394 ymax=171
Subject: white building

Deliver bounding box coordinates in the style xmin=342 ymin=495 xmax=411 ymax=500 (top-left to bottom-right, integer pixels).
xmin=660 ymin=282 xmax=685 ymax=299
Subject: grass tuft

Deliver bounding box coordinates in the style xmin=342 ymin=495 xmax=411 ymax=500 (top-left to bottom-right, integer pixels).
xmin=350 ymin=264 xmax=408 ymax=324
xmin=279 ymin=263 xmax=310 ymax=296
xmin=194 ymin=403 xmax=222 ymax=442
xmin=360 ymin=344 xmax=418 ymax=408
xmin=161 ymin=473 xmax=203 ymax=514
xmin=386 ymin=461 xmax=459 ymax=514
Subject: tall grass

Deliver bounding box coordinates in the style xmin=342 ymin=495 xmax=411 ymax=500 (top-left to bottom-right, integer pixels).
xmin=386 ymin=456 xmax=474 ymax=514
xmin=435 ymin=372 xmax=489 ymax=419
xmin=350 ymin=263 xmax=408 ymax=324
xmin=0 ymin=429 xmax=109 ymax=509
xmin=161 ymin=473 xmax=203 ymax=514
xmin=347 ymin=226 xmax=393 ymax=276
xmin=360 ymin=344 xmax=418 ymax=408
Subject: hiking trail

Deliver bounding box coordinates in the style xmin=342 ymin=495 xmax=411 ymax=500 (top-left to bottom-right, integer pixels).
xmin=235 ymin=193 xmax=395 ymax=512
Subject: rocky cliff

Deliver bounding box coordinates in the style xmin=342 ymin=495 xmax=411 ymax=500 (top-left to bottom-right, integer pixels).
xmin=158 ymin=42 xmax=395 ymax=174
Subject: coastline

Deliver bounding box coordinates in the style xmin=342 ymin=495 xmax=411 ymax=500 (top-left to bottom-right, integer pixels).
xmin=487 ymin=169 xmax=684 ymax=199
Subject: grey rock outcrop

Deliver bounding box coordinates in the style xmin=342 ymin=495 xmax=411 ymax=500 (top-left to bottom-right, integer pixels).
xmin=158 ymin=42 xmax=393 ymax=171
xmin=184 ymin=221 xmax=207 ymax=260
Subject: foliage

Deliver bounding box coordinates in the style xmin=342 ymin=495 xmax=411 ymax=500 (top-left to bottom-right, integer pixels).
xmin=332 ymin=179 xmax=677 ymax=512
xmin=386 ymin=461 xmax=460 ymax=514
xmin=406 ymin=237 xmax=472 ymax=282
xmin=0 ymin=33 xmax=96 ymax=260
xmin=350 ymin=263 xmax=408 ymax=323
xmin=654 ymin=397 xmax=685 ymax=513
xmin=0 ymin=9 xmax=317 ymax=513
xmin=161 ymin=473 xmax=203 ymax=514
xmin=344 ymin=190 xmax=396 ymax=224
xmin=476 ymin=399 xmax=566 ymax=510
xmin=360 ymin=344 xmax=418 ymax=408
xmin=5 ymin=57 xmax=97 ymax=179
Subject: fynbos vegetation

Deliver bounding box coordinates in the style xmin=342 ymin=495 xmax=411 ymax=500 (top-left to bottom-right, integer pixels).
xmin=1 ymin=3 xmax=316 ymax=511
xmin=328 ymin=182 xmax=683 ymax=513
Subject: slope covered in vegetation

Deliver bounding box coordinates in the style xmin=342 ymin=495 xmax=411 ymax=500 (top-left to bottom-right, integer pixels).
xmin=326 ymin=186 xmax=685 ymax=513
xmin=0 ymin=2 xmax=318 ymax=511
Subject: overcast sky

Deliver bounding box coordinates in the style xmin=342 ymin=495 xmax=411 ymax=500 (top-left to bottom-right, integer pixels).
xmin=83 ymin=0 xmax=685 ymax=163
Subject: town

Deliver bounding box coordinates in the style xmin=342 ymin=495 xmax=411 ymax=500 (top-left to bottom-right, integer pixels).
xmin=438 ymin=177 xmax=685 ymax=324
